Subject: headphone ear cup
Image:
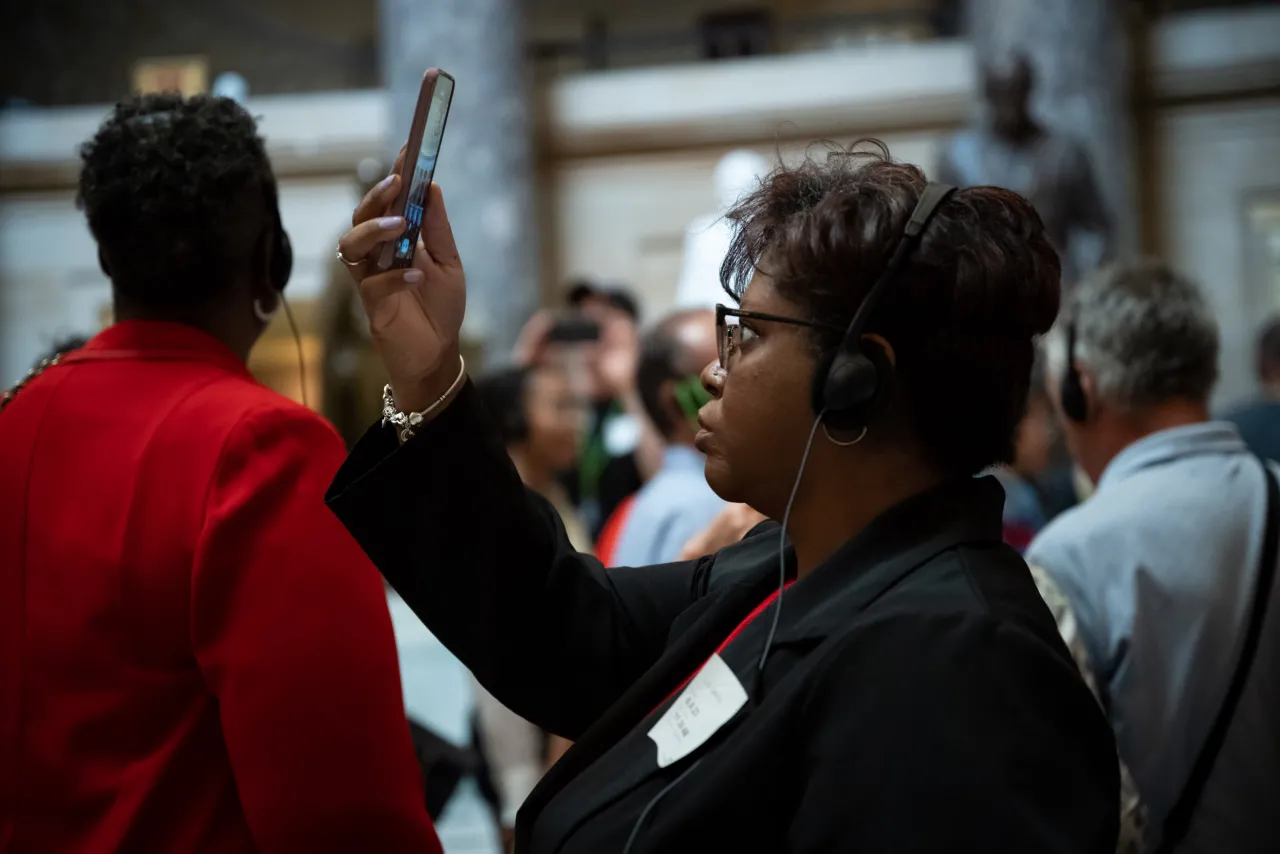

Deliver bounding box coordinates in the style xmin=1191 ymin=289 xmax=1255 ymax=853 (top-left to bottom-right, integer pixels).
xmin=262 ymin=176 xmax=292 ymax=292
xmin=1060 ymin=371 xmax=1088 ymax=423
xmin=272 ymin=223 xmax=293 ymax=291
xmin=855 ymin=340 xmax=895 ymax=422
xmin=816 ymin=342 xmax=894 ymax=431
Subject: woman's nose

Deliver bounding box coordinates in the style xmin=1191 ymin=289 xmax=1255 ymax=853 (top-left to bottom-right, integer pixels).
xmin=701 ymin=360 xmax=725 ymax=399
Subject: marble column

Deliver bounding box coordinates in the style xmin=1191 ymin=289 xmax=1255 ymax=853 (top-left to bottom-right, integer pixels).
xmin=379 ymin=0 xmax=539 ymax=361
xmin=967 ymin=0 xmax=1139 ymax=259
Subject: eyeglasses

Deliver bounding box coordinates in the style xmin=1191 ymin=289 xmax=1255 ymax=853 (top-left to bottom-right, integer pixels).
xmin=715 ymin=304 xmax=843 ymax=370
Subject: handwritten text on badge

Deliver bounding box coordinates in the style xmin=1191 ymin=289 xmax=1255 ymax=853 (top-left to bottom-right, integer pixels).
xmin=648 ymin=654 xmax=748 ymax=768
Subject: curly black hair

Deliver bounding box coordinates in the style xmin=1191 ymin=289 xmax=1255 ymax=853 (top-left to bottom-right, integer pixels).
xmin=76 ymin=93 xmax=277 ymax=312
xmin=720 ymin=140 xmax=1061 ymax=477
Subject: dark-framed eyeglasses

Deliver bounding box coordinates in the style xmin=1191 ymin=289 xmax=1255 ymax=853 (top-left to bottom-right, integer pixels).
xmin=716 ymin=303 xmax=844 ymax=370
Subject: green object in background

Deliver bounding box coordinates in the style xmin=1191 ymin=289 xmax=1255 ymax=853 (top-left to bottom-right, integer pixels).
xmin=674 ymin=375 xmax=711 ymax=431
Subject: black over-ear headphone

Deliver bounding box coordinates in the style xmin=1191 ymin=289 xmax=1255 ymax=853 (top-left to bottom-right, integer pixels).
xmin=263 ymin=176 xmax=293 ymax=292
xmin=812 ymin=181 xmax=956 ymax=429
xmin=1060 ymin=321 xmax=1088 ymax=423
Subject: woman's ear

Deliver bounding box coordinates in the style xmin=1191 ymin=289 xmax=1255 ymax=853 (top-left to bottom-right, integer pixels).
xmin=861 ymin=333 xmax=896 ymax=367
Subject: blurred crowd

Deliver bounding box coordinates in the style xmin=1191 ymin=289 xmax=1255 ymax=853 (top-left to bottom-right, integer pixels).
xmin=2 ymin=86 xmax=1277 ymax=854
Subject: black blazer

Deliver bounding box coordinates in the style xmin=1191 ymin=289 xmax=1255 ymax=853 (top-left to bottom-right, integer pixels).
xmin=327 ymin=382 xmax=1119 ymax=853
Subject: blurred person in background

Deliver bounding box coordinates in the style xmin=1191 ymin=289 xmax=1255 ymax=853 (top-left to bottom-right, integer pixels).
xmin=329 ymin=143 xmax=1119 ymax=852
xmin=610 ymin=308 xmax=725 ymax=566
xmin=473 ymin=364 xmax=589 ymax=839
xmin=475 ymin=365 xmax=590 ymax=552
xmin=0 ymin=94 xmax=440 ymax=853
xmin=1224 ymin=316 xmax=1280 ymax=462
xmin=515 ymin=282 xmax=663 ymax=540
xmin=1028 ymin=259 xmax=1280 ymax=853
xmin=994 ymin=354 xmax=1056 ymax=553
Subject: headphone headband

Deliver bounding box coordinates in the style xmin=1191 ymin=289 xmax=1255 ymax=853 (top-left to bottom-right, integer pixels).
xmin=816 ymin=181 xmax=956 ymax=425
xmin=834 ymin=181 xmax=956 ymax=356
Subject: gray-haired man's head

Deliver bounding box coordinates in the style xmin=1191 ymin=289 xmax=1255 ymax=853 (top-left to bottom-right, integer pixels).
xmin=1046 ymin=259 xmax=1219 ymax=412
xmin=1045 ymin=259 xmax=1219 ymax=483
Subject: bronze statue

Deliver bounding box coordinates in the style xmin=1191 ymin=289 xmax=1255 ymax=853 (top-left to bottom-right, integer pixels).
xmin=937 ymin=53 xmax=1113 ymax=287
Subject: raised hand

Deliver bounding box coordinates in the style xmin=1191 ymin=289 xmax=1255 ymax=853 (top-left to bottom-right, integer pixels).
xmin=338 ymin=156 xmax=467 ymax=414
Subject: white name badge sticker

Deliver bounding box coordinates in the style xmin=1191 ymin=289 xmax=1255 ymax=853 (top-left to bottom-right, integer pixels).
xmin=648 ymin=654 xmax=748 ymax=769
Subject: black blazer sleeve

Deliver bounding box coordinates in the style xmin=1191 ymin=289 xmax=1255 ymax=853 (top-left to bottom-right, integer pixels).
xmin=326 ymin=382 xmax=710 ymax=738
xmin=790 ymin=614 xmax=1120 ymax=853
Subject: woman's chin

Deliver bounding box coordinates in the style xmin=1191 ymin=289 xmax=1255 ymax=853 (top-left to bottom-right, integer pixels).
xmin=702 ymin=456 xmax=738 ymax=503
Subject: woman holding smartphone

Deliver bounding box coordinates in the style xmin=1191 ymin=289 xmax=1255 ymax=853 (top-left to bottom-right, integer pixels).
xmin=328 ymin=144 xmax=1120 ymax=853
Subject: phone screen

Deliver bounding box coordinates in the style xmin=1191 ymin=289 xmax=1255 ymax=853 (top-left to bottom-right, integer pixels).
xmin=391 ymin=74 xmax=454 ymax=267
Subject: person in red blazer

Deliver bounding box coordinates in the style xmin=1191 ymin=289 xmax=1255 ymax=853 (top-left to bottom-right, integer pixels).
xmin=0 ymin=94 xmax=441 ymax=853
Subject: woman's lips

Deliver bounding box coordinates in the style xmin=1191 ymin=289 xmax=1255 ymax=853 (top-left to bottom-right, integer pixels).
xmin=694 ymin=429 xmax=712 ymax=452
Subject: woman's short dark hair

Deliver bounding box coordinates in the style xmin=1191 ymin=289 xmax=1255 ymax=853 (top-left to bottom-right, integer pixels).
xmin=475 ymin=366 xmax=533 ymax=445
xmin=76 ymin=93 xmax=276 ymax=312
xmin=721 ymin=140 xmax=1060 ymax=477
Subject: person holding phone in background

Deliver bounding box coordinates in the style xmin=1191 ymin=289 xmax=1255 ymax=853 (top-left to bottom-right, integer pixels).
xmin=328 ymin=141 xmax=1119 ymax=853
xmin=0 ymin=94 xmax=440 ymax=853
xmin=515 ymin=285 xmax=666 ymax=541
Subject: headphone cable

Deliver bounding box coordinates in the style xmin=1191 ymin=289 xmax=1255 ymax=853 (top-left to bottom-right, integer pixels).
xmin=620 ymin=758 xmax=704 ymax=854
xmin=758 ymin=409 xmax=825 ymax=673
xmin=620 ymin=410 xmax=825 ymax=852
xmin=280 ymin=296 xmax=309 ymax=409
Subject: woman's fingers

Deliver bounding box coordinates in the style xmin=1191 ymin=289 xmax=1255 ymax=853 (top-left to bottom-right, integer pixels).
xmin=420 ymin=183 xmax=461 ymax=269
xmin=355 ymin=267 xmax=424 ymax=320
xmin=352 ymin=173 xmax=401 ymax=227
xmin=338 ymin=216 xmax=405 ymax=266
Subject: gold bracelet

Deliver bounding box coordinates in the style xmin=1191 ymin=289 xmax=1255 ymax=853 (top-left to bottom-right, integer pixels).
xmin=381 ymin=355 xmax=467 ymax=443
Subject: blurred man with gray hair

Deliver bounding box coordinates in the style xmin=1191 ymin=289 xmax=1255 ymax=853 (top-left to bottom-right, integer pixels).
xmin=1027 ymin=259 xmax=1279 ymax=854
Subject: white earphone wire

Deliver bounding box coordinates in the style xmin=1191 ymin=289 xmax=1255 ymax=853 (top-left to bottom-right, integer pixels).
xmin=758 ymin=407 xmax=826 ymax=673
xmin=279 ymin=296 xmax=308 ymax=409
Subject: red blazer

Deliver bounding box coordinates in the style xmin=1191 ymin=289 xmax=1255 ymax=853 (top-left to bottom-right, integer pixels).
xmin=0 ymin=321 xmax=441 ymax=854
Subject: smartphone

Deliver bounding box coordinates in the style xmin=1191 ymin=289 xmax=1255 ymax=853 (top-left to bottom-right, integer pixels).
xmin=546 ymin=316 xmax=601 ymax=344
xmin=378 ymin=68 xmax=455 ymax=271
